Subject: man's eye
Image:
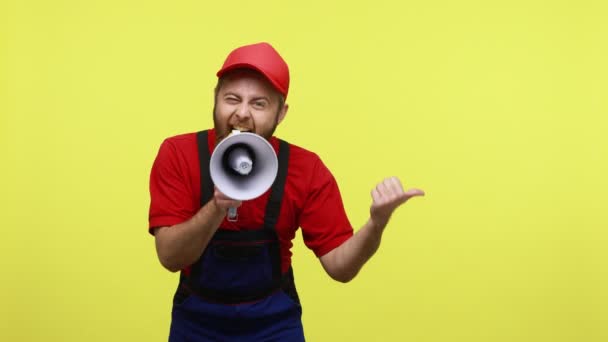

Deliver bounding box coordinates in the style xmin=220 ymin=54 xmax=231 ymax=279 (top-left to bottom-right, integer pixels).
xmin=253 ymin=101 xmax=266 ymax=108
xmin=226 ymin=97 xmax=239 ymax=104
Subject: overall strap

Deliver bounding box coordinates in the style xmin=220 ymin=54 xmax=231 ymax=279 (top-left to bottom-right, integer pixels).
xmin=196 ymin=130 xmax=214 ymax=206
xmin=264 ymin=139 xmax=290 ymax=231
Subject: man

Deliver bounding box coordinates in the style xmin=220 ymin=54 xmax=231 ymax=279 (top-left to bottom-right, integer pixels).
xmin=149 ymin=42 xmax=425 ymax=341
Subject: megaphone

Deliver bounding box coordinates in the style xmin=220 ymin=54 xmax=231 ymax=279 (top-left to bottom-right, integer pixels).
xmin=210 ymin=130 xmax=278 ymax=221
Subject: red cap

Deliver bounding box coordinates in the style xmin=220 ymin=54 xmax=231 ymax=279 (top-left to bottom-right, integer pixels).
xmin=216 ymin=42 xmax=290 ymax=98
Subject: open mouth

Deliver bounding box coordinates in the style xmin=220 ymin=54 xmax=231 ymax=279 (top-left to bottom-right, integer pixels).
xmin=230 ymin=126 xmax=252 ymax=133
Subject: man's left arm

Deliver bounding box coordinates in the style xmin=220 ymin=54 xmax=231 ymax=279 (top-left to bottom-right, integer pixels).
xmin=319 ymin=177 xmax=424 ymax=283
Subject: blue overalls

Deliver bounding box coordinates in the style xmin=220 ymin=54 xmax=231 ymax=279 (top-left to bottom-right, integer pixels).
xmin=169 ymin=130 xmax=305 ymax=341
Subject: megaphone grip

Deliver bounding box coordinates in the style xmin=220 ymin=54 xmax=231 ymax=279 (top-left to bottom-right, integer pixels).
xmin=227 ymin=207 xmax=238 ymax=222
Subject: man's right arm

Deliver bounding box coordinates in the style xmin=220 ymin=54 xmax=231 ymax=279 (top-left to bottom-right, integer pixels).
xmin=153 ymin=190 xmax=241 ymax=272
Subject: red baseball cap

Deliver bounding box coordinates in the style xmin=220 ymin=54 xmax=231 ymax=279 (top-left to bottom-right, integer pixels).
xmin=216 ymin=42 xmax=290 ymax=98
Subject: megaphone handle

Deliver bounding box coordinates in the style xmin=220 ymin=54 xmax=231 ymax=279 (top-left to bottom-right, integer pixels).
xmin=227 ymin=207 xmax=238 ymax=222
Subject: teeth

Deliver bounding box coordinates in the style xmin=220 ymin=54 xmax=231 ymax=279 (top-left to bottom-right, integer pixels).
xmin=232 ymin=126 xmax=251 ymax=132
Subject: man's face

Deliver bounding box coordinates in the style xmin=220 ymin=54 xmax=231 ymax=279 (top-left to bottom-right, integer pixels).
xmin=213 ymin=71 xmax=288 ymax=143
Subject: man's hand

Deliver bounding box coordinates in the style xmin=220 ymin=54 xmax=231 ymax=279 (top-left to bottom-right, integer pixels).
xmin=154 ymin=188 xmax=242 ymax=272
xmin=370 ymin=177 xmax=425 ymax=228
xmin=319 ymin=177 xmax=425 ymax=282
xmin=212 ymin=188 xmax=242 ymax=213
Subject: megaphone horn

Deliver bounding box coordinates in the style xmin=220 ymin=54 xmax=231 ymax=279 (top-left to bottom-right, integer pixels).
xmin=209 ymin=131 xmax=279 ymax=221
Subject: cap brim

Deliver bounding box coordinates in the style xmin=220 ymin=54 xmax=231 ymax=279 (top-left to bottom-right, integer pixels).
xmin=216 ymin=63 xmax=287 ymax=97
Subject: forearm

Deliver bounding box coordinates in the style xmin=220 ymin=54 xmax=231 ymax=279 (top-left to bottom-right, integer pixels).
xmin=320 ymin=218 xmax=387 ymax=283
xmin=154 ymin=201 xmax=226 ymax=272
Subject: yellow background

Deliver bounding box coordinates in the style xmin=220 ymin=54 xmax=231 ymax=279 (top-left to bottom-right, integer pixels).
xmin=1 ymin=0 xmax=607 ymax=341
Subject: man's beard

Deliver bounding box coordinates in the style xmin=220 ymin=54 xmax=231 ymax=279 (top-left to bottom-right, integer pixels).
xmin=212 ymin=105 xmax=280 ymax=144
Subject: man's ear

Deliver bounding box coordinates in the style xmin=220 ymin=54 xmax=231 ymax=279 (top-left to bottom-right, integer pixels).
xmin=277 ymin=103 xmax=289 ymax=125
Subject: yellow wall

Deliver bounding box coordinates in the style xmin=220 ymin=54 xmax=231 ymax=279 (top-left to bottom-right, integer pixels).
xmin=1 ymin=1 xmax=607 ymax=341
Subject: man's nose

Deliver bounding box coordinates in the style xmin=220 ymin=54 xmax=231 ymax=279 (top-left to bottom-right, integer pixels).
xmin=234 ymin=103 xmax=251 ymax=120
